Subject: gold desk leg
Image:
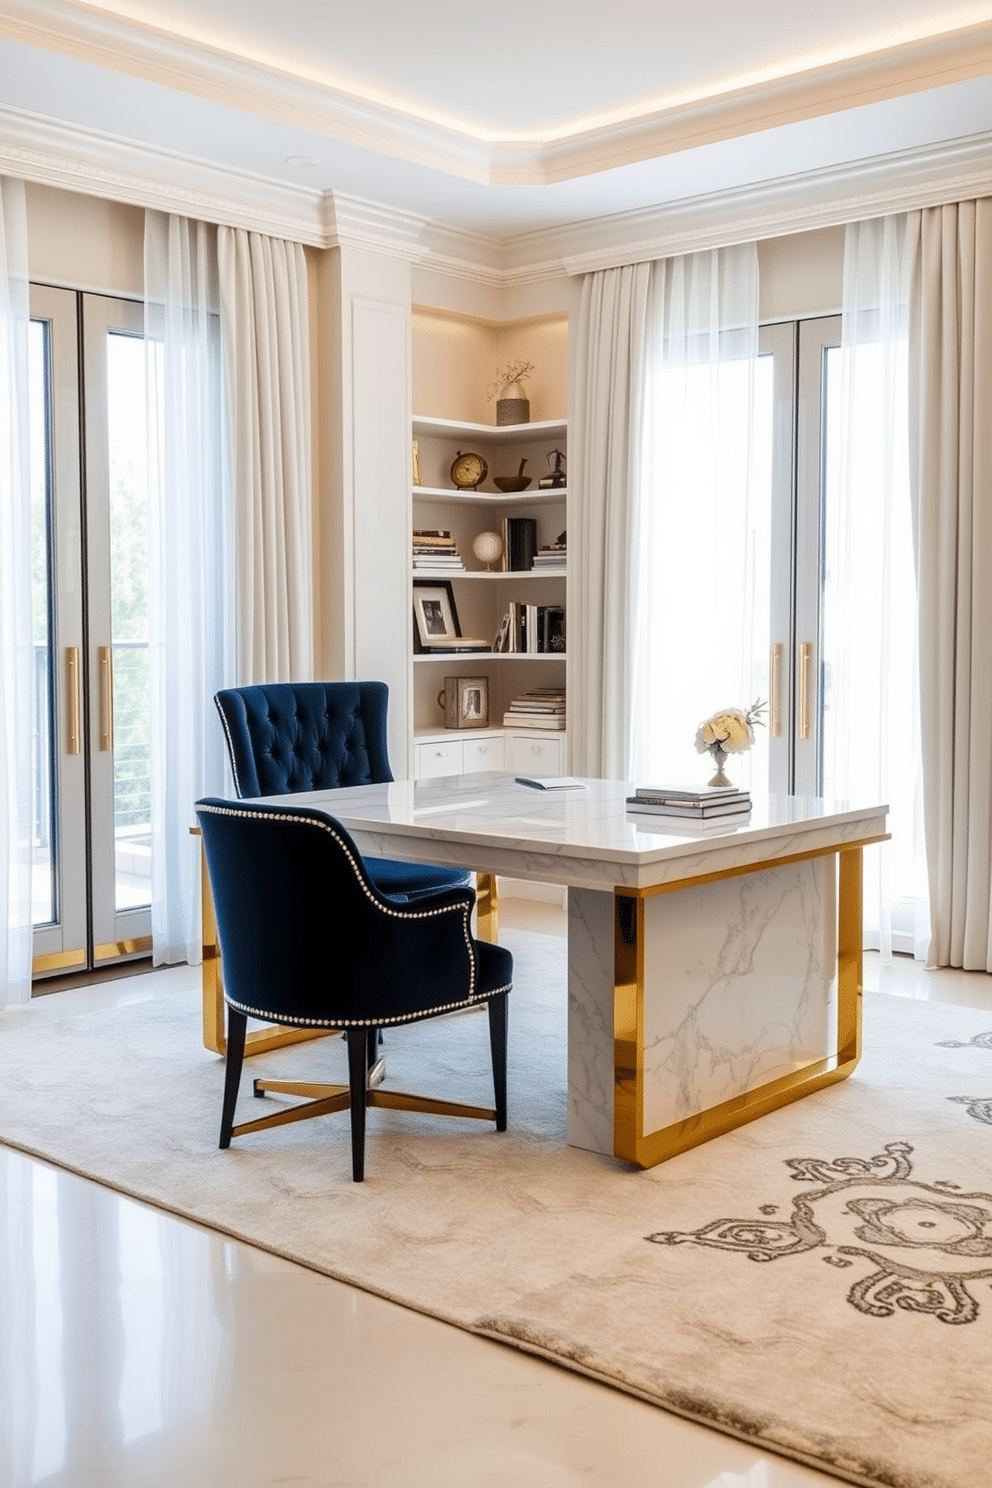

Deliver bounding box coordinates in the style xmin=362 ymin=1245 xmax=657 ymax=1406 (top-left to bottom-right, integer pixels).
xmin=195 ymin=830 xmax=330 ymax=1059
xmin=614 ymin=848 xmax=864 ymax=1168
xmin=476 ymin=872 xmax=499 ymax=943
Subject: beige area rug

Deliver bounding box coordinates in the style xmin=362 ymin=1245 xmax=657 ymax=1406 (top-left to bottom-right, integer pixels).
xmin=3 ymin=930 xmax=992 ymax=1488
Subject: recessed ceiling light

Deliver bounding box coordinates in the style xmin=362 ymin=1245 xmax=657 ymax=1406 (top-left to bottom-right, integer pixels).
xmin=285 ymin=155 xmax=318 ymax=168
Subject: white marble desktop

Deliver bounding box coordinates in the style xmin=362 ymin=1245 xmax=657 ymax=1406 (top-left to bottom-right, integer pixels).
xmin=253 ymin=774 xmax=888 ymax=894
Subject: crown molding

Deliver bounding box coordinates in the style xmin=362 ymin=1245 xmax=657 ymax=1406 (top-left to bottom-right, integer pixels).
xmin=0 ymin=102 xmax=331 ymax=242
xmin=6 ymin=101 xmax=992 ymax=289
xmin=552 ymin=132 xmax=992 ymax=275
xmin=326 ymin=193 xmax=430 ymax=261
xmin=4 ymin=2 xmax=992 ymax=186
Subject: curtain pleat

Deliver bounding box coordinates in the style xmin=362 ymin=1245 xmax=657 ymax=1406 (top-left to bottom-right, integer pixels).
xmin=217 ymin=229 xmax=313 ymax=684
xmin=909 ymin=200 xmax=992 ymax=969
xmin=571 ymin=263 xmax=650 ymax=777
xmin=0 ymin=177 xmax=32 ymax=1007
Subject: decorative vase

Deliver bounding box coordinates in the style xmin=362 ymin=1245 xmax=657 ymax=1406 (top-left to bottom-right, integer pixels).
xmin=496 ymin=381 xmax=530 ymax=426
xmin=708 ymin=743 xmax=732 ymax=788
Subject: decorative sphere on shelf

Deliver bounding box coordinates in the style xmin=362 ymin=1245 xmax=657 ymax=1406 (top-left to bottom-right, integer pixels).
xmin=472 ymin=531 xmax=504 ymax=570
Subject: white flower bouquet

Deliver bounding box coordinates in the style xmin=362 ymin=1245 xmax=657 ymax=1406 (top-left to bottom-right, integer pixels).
xmin=695 ymin=699 xmax=767 ymax=757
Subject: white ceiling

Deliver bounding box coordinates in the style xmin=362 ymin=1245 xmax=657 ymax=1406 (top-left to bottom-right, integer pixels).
xmin=3 ymin=0 xmax=992 ymax=245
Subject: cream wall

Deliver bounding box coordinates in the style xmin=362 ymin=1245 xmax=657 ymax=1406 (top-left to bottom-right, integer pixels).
xmin=759 ymin=226 xmax=844 ymax=322
xmin=25 ymin=182 xmax=143 ymax=298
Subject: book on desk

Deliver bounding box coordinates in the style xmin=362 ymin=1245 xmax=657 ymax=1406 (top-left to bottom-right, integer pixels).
xmin=626 ymin=784 xmax=752 ymax=819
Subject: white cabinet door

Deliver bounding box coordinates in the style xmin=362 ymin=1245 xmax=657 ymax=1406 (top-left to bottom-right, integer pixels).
xmin=464 ymin=735 xmax=505 ymax=773
xmin=507 ymin=732 xmax=565 ymax=776
xmin=415 ymin=739 xmax=465 ymax=779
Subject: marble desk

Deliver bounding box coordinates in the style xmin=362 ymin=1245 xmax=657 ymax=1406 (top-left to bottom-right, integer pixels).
xmin=221 ymin=776 xmax=887 ymax=1170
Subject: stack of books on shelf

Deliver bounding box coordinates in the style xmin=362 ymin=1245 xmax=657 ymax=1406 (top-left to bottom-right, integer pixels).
xmin=501 ymin=516 xmax=538 ymax=572
xmin=503 ymin=687 xmax=566 ymax=730
xmin=413 ymin=529 xmax=464 ymax=571
xmin=531 ymin=536 xmax=567 ymax=571
xmin=625 ymin=784 xmax=751 ymax=820
xmin=494 ymin=603 xmax=565 ymax=654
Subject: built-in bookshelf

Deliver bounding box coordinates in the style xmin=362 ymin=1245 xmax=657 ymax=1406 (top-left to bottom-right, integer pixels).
xmin=410 ymin=414 xmax=567 ymax=777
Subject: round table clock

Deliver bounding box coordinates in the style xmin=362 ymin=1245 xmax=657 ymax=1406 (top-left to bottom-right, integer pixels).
xmin=450 ymin=450 xmax=488 ymax=490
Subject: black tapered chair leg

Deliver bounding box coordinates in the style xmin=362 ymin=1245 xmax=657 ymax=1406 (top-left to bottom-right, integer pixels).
xmin=366 ymin=1027 xmax=380 ymax=1072
xmin=219 ymin=1008 xmax=248 ymax=1149
xmin=487 ymin=994 xmax=508 ymax=1132
xmin=347 ymin=1028 xmax=369 ymax=1181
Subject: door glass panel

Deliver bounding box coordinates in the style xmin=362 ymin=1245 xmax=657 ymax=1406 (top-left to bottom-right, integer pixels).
xmin=28 ymin=318 xmax=55 ymax=927
xmin=106 ymin=331 xmax=151 ymax=912
xmin=105 ymin=336 xmax=152 ymax=910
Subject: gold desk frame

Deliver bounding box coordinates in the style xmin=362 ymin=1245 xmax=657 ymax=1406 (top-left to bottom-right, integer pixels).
xmin=196 ymin=826 xmax=499 ymax=1058
xmin=613 ymin=841 xmax=878 ymax=1169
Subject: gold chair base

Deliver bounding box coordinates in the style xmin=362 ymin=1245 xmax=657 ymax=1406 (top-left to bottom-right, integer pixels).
xmin=232 ymin=1075 xmax=497 ymax=1141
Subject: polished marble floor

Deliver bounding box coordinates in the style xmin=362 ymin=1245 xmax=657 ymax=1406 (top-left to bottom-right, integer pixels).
xmin=2 ymin=901 xmax=990 ymax=1488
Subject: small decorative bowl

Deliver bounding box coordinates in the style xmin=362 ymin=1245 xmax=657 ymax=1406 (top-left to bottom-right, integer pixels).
xmin=493 ymin=475 xmax=532 ymax=492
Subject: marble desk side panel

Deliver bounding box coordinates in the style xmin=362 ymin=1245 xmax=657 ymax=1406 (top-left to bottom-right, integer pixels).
xmin=641 ymin=856 xmax=837 ymax=1131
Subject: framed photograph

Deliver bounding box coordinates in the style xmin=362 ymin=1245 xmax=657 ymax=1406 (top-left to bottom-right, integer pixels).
xmin=413 ymin=580 xmax=461 ymax=651
xmin=440 ymin=674 xmax=490 ymax=730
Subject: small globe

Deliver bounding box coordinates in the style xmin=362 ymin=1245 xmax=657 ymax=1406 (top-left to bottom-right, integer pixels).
xmin=472 ymin=531 xmax=504 ymax=568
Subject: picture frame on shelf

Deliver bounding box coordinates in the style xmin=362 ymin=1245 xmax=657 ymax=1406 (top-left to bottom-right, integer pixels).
xmin=438 ymin=674 xmax=490 ymax=730
xmin=413 ymin=580 xmax=461 ymax=651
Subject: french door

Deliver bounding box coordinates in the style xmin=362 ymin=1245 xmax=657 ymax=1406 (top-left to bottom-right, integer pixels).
xmin=30 ymin=285 xmax=152 ymax=979
xmin=765 ymin=315 xmax=848 ymax=798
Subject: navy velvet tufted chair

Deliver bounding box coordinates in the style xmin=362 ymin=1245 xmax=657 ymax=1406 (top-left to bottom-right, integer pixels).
xmin=214 ymin=681 xmax=472 ymax=902
xmin=196 ymin=798 xmax=511 ymax=1181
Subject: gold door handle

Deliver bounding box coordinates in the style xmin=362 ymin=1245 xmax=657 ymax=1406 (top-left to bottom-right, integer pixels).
xmin=66 ymin=647 xmax=81 ymax=755
xmin=769 ymin=643 xmax=783 ymax=738
xmin=98 ymin=646 xmax=114 ymax=752
xmin=799 ymin=642 xmax=812 ymax=741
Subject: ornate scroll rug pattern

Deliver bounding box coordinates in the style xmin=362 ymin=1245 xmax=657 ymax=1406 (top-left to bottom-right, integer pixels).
xmin=1 ymin=933 xmax=991 ymax=1488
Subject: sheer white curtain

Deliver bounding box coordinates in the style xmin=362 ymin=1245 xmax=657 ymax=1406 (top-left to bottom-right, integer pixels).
xmin=571 ymin=263 xmax=650 ymax=776
xmin=217 ymin=228 xmax=313 ymax=683
xmin=0 ymin=177 xmax=32 ymax=1008
xmin=629 ymin=244 xmax=763 ymax=786
xmin=828 ymin=215 xmax=928 ymax=959
xmin=145 ymin=212 xmax=235 ymax=966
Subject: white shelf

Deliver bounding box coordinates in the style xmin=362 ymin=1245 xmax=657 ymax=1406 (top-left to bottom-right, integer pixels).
xmin=414 ymin=651 xmax=565 ymax=663
xmin=413 ymin=485 xmax=567 ymax=505
xmin=412 ymin=416 xmax=567 ymax=442
xmin=411 ymin=568 xmax=566 ymax=580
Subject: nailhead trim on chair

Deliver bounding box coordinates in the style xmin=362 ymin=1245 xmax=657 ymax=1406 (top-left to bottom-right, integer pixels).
xmin=224 ymin=984 xmax=511 ymax=1029
xmin=197 ymin=801 xmax=482 ymax=1011
xmin=214 ymin=698 xmax=244 ymax=796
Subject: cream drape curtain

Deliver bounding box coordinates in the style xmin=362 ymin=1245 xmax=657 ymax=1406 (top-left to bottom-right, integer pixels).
xmin=218 ymin=229 xmax=313 ymax=683
xmin=908 ymin=199 xmax=992 ymax=970
xmin=145 ymin=213 xmax=235 ymax=965
xmin=0 ymin=177 xmax=31 ymax=1008
xmin=832 ymin=216 xmax=929 ymax=959
xmin=571 ymin=263 xmax=650 ymax=777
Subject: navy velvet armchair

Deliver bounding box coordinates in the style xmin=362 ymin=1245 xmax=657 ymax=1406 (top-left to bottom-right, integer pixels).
xmin=196 ymin=798 xmax=512 ymax=1181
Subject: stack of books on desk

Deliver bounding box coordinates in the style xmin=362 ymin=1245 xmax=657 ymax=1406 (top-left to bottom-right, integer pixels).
xmin=626 ymin=784 xmax=751 ymax=819
xmin=503 ymin=687 xmax=566 ymax=730
xmin=413 ymin=529 xmax=464 ymax=571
